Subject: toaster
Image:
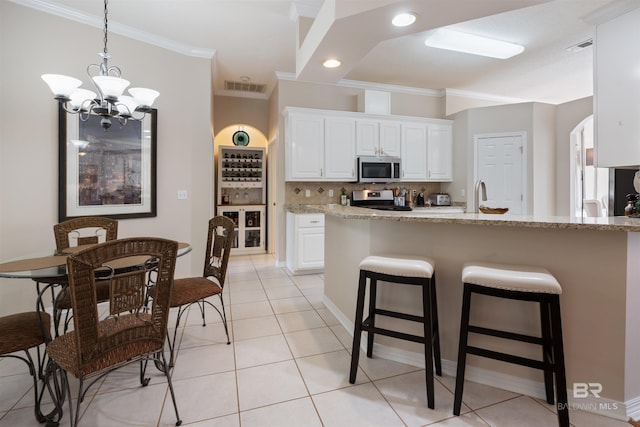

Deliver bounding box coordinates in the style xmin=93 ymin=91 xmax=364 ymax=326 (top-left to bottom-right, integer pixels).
xmin=428 ymin=193 xmax=451 ymax=206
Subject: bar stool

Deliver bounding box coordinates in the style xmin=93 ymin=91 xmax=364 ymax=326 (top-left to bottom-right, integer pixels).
xmin=349 ymin=255 xmax=441 ymax=409
xmin=453 ymin=262 xmax=568 ymax=427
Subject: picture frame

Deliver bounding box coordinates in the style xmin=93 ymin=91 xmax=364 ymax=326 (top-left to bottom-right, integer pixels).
xmin=58 ymin=104 xmax=157 ymax=221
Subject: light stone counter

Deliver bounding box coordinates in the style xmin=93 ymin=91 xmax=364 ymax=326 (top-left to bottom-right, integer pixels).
xmin=289 ymin=203 xmax=640 ymax=232
xmin=308 ymin=203 xmax=640 ymax=421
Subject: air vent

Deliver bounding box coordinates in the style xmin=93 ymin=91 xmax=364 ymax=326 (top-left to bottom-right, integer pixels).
xmin=224 ymin=80 xmax=267 ymax=93
xmin=566 ymin=39 xmax=593 ymax=52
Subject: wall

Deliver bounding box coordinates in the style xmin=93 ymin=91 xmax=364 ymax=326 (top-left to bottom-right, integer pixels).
xmin=0 ymin=2 xmax=213 ymax=316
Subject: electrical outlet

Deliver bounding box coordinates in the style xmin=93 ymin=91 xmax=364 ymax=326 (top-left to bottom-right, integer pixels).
xmin=177 ymin=190 xmax=188 ymax=199
xmin=305 ymin=189 xmax=311 ymax=197
xmin=460 ymin=189 xmax=466 ymax=197
xmin=328 ymin=189 xmax=334 ymax=197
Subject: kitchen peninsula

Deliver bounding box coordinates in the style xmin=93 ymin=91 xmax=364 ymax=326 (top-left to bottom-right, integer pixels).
xmin=299 ymin=204 xmax=640 ymax=420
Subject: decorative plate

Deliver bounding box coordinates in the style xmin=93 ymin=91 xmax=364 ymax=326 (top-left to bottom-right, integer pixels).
xmin=232 ymin=130 xmax=250 ymax=146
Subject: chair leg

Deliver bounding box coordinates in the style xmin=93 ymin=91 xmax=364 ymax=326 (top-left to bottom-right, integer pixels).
xmin=453 ymin=284 xmax=472 ymax=415
xmin=218 ymin=294 xmax=231 ymax=345
xmin=167 ymin=306 xmax=188 ymax=368
xmin=430 ymin=274 xmax=442 ymax=376
xmin=349 ymin=271 xmax=368 ymax=384
xmin=366 ymin=277 xmax=377 ymax=358
xmin=158 ymin=351 xmax=182 ymax=426
xmin=540 ymin=299 xmax=554 ymax=404
xmin=550 ymin=295 xmax=570 ymax=427
xmin=422 ymin=279 xmax=435 ymax=409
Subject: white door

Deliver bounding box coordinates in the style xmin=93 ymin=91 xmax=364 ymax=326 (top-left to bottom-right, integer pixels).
xmin=475 ymin=133 xmax=526 ymax=214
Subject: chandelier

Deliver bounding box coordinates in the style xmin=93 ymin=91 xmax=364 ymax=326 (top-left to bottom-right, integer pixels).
xmin=41 ymin=0 xmax=159 ymax=130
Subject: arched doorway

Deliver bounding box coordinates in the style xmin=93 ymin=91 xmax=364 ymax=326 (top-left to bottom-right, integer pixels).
xmin=570 ymin=115 xmax=608 ymax=218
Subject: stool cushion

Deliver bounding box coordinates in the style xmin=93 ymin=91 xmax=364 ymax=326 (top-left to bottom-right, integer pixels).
xmin=462 ymin=262 xmax=561 ymax=294
xmin=360 ymin=255 xmax=435 ymax=278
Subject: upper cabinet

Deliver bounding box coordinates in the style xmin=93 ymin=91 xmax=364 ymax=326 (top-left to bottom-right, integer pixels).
xmin=427 ymin=124 xmax=453 ymax=181
xmin=594 ymin=7 xmax=640 ymax=167
xmin=284 ymin=106 xmax=452 ymax=182
xmin=356 ymin=119 xmax=401 ymax=157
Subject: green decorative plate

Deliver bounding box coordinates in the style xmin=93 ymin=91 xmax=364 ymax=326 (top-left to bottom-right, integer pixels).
xmin=232 ymin=130 xmax=250 ymax=146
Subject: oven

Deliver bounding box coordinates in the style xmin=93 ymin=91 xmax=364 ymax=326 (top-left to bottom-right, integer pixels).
xmin=357 ymin=156 xmax=401 ymax=184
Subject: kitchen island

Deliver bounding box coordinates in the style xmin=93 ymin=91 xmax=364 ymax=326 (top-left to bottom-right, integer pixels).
xmin=298 ymin=204 xmax=640 ymax=420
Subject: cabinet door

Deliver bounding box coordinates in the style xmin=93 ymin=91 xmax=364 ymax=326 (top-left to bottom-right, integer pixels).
xmin=427 ymin=124 xmax=452 ymax=181
xmin=286 ymin=113 xmax=324 ymax=180
xmin=297 ymin=228 xmax=324 ymax=270
xmin=356 ymin=119 xmax=379 ymax=156
xmin=401 ymin=123 xmax=428 ymax=181
xmin=324 ymin=117 xmax=356 ymax=180
xmin=379 ymin=121 xmax=401 ymax=157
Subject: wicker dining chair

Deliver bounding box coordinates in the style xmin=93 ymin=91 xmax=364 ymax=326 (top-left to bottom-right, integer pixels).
xmin=0 ymin=311 xmax=51 ymax=423
xmin=45 ymin=237 xmax=182 ymax=427
xmin=149 ymin=216 xmax=234 ymax=367
xmin=49 ymin=217 xmax=118 ymax=333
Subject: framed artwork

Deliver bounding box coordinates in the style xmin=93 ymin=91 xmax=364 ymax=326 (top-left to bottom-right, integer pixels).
xmin=58 ymin=105 xmax=157 ymax=221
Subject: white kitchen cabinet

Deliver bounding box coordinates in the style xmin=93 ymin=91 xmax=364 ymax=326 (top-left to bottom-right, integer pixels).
xmin=427 ymin=124 xmax=453 ymax=181
xmin=285 ymin=111 xmax=324 ymax=180
xmin=217 ymin=205 xmax=265 ymax=255
xmin=401 ymin=122 xmax=428 ymax=181
xmin=594 ymin=7 xmax=640 ymax=167
xmin=286 ymin=212 xmax=324 ymax=274
xmin=356 ymin=119 xmax=401 ymax=157
xmin=324 ymin=117 xmax=356 ymax=180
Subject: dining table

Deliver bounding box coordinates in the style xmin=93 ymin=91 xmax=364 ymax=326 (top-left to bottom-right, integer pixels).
xmin=0 ymin=240 xmax=192 ymax=426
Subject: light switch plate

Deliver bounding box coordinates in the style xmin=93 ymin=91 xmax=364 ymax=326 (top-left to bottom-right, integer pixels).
xmin=328 ymin=189 xmax=334 ymax=197
xmin=178 ymin=190 xmax=188 ymax=199
xmin=305 ymin=189 xmax=311 ymax=197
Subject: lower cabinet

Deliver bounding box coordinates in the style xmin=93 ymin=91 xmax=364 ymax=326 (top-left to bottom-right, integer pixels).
xmin=217 ymin=205 xmax=265 ymax=255
xmin=286 ymin=212 xmax=324 ymax=275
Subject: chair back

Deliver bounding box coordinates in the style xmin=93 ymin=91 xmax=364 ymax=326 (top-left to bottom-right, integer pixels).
xmin=65 ymin=238 xmax=178 ymax=370
xmin=54 ymin=217 xmax=118 ymax=250
xmin=203 ymin=216 xmax=235 ymax=288
xmin=583 ymin=199 xmax=603 ymax=217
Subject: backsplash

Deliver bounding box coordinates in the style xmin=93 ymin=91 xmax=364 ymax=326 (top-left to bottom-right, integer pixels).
xmin=286 ymin=182 xmax=442 ymax=205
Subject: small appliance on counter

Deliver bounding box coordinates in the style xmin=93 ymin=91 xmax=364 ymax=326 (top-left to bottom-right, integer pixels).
xmin=428 ymin=193 xmax=451 ymax=206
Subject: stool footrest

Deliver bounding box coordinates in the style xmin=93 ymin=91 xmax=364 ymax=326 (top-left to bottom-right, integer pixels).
xmin=374 ymin=308 xmax=424 ymax=324
xmin=468 ymin=325 xmax=544 ymax=345
xmin=362 ymin=318 xmax=425 ymax=344
xmin=467 ymin=346 xmax=547 ymax=370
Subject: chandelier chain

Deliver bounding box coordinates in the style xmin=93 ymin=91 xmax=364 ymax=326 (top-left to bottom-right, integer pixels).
xmin=103 ymin=0 xmax=109 ymax=56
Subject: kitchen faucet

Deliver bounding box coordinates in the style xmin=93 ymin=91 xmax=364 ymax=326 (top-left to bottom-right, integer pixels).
xmin=474 ymin=179 xmax=487 ymax=213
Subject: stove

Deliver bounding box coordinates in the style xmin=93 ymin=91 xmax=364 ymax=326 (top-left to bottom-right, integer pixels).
xmin=351 ymin=189 xmax=412 ymax=211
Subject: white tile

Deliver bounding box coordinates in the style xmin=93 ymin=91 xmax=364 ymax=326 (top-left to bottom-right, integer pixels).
xmin=228 ymin=279 xmax=263 ymax=293
xmin=270 ymin=297 xmax=313 ymax=314
xmin=187 ymin=413 xmax=240 ymax=427
xmin=232 ymin=315 xmax=282 ymax=341
xmin=230 ymin=301 xmax=274 ymax=320
xmin=315 ymin=307 xmax=341 ymax=326
xmin=160 ymin=372 xmax=238 ymax=425
xmin=356 ymin=353 xmax=421 ymax=381
xmin=297 ymin=350 xmax=368 ymax=394
xmin=330 ymin=324 xmax=354 ymax=350
xmin=236 ymin=360 xmax=308 ymax=411
xmin=475 ymin=395 xmax=559 ymax=426
xmin=276 ymin=310 xmax=326 ymax=332
xmin=437 ymin=374 xmax=520 ymax=410
xmin=234 ymin=334 xmax=292 ymax=369
xmin=375 ymin=370 xmax=472 ymax=426
xmin=264 ymin=285 xmax=303 ymax=300
xmin=428 ymin=412 xmax=491 ymax=426
xmin=284 ymin=327 xmax=344 ymax=358
xmin=260 ymin=276 xmax=295 ymax=288
xmin=229 ymin=288 xmax=268 ymax=304
xmin=566 ymin=408 xmax=631 ymax=426
xmin=171 ymin=342 xmax=235 ymax=380
xmin=313 ymin=382 xmax=405 ymax=427
xmin=179 ymin=321 xmax=231 ymax=349
xmin=240 ymin=397 xmax=322 ymax=427
xmin=80 ymin=383 xmax=167 ymax=426
xmin=0 ymin=374 xmax=33 ymax=412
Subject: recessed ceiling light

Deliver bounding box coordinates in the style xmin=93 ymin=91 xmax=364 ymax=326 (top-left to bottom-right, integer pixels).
xmin=424 ymin=28 xmax=524 ymax=59
xmin=392 ymin=12 xmax=416 ymax=27
xmin=323 ymin=58 xmax=342 ymax=68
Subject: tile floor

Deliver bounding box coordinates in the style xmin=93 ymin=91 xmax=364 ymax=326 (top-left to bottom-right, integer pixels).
xmin=0 ymin=253 xmax=632 ymax=426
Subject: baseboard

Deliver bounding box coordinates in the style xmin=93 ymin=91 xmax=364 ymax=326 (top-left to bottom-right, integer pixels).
xmin=322 ymin=296 xmax=630 ymax=421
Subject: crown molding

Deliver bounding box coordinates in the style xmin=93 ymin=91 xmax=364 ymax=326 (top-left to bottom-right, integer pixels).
xmin=444 ymin=88 xmax=530 ymax=104
xmin=8 ymin=0 xmax=215 ymax=58
xmin=582 ymin=0 xmax=640 ymax=25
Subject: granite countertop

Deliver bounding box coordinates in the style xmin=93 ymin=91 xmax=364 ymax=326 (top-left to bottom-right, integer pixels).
xmin=287 ymin=204 xmax=640 ymax=232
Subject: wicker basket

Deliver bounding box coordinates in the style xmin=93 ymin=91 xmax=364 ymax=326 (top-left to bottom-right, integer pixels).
xmin=479 ymin=207 xmax=509 ymax=214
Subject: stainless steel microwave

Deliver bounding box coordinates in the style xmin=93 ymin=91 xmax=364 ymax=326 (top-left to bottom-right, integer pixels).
xmin=357 ymin=156 xmax=401 ymax=183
